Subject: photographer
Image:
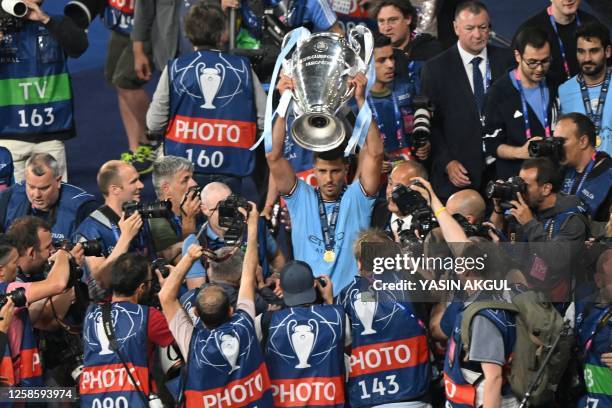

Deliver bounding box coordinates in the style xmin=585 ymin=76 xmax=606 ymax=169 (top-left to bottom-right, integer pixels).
xmin=145 ymin=1 xmax=265 ymax=193
xmin=0 ymin=153 xmax=97 ymax=240
xmin=483 ymin=26 xmax=558 ymax=181
xmin=372 ymin=160 xmax=429 ymax=241
xmin=490 ymin=157 xmax=588 ymax=297
xmin=80 ymin=253 xmax=174 ymax=407
xmin=556 ymin=113 xmax=612 ymax=222
xmin=2 ymin=220 xmax=73 ymax=386
xmin=446 ymin=189 xmax=486 ymax=225
xmin=75 ymin=160 xmax=144 ymax=290
xmin=409 ymin=178 xmax=521 ymax=408
xmin=337 ymin=229 xmax=432 ymax=407
xmin=159 ymin=205 xmax=274 ymax=407
xmin=0 ymin=0 xmax=88 ymax=181
xmin=259 ymin=261 xmax=345 ymax=407
xmin=151 ymin=155 xmax=200 ymax=243
xmin=575 ymin=249 xmax=612 ymax=408
xmin=190 ymin=182 xmax=284 ymax=288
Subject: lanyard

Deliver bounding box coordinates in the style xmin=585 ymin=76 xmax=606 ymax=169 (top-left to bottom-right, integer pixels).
xmin=578 ymin=69 xmax=611 ymax=135
xmin=585 ymin=307 xmax=611 ymax=352
xmin=563 ymin=152 xmax=598 ymax=195
xmin=513 ymin=69 xmax=551 ymax=139
xmin=368 ymin=93 xmax=405 ymax=148
xmin=548 ymin=6 xmax=581 ymax=79
xmin=315 ymin=186 xmax=346 ymax=253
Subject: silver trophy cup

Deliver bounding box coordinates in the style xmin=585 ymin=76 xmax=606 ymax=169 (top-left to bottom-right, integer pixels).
xmin=287 ymin=27 xmax=373 ymax=152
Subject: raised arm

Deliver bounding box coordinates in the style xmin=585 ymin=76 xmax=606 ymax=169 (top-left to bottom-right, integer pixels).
xmin=237 ymin=204 xmax=260 ymax=304
xmin=353 ymin=73 xmax=384 ymax=196
xmin=265 ymin=74 xmax=298 ymax=195
xmin=158 ymin=244 xmax=203 ymax=323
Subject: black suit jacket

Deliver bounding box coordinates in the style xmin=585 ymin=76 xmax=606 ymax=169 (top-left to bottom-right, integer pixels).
xmin=421 ymin=44 xmax=514 ymax=199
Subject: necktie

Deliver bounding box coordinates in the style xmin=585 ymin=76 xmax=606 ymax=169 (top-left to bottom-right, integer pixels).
xmin=396 ymin=218 xmax=404 ymax=233
xmin=471 ymin=56 xmax=485 ymax=112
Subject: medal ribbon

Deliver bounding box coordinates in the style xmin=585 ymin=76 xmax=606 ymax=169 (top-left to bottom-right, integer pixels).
xmin=563 ymin=152 xmax=597 ymax=195
xmin=513 ymin=69 xmax=551 ymax=139
xmin=548 ymin=6 xmax=581 ymax=79
xmin=578 ymin=69 xmax=611 ymax=135
xmin=316 ymin=186 xmax=346 ymax=258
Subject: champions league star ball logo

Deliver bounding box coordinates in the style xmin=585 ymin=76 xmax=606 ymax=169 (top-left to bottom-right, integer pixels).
xmin=196 ymin=62 xmax=226 ymax=109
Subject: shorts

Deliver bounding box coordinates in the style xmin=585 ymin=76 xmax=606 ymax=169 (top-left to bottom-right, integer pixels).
xmin=104 ymin=30 xmax=152 ymax=89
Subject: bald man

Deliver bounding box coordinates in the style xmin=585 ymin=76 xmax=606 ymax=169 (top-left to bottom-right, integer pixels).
xmin=371 ymin=161 xmax=429 ymax=239
xmin=183 ymin=182 xmax=285 ymax=284
xmin=446 ymin=189 xmax=486 ymax=225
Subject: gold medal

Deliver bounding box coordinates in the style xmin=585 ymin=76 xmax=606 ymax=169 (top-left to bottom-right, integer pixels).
xmin=596 ymin=135 xmax=602 ymax=148
xmin=323 ymin=250 xmax=335 ymax=263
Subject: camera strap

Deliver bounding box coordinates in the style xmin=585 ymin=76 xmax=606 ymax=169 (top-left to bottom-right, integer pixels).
xmin=547 ymin=6 xmax=580 ymax=80
xmin=101 ymin=303 xmax=151 ymax=407
xmin=563 ymin=152 xmax=597 ymax=195
xmin=315 ymin=186 xmax=346 ymax=262
xmin=578 ymin=69 xmax=611 ymax=136
xmin=513 ymin=69 xmax=551 ymax=140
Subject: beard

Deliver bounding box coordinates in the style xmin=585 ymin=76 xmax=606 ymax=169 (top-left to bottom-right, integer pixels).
xmin=581 ymin=61 xmax=605 ymax=78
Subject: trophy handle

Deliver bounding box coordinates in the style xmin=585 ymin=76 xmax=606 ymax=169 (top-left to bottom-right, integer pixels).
xmin=347 ymin=26 xmax=374 ymax=71
xmin=308 ymin=318 xmax=319 ymax=350
xmin=287 ymin=319 xmax=297 ymax=354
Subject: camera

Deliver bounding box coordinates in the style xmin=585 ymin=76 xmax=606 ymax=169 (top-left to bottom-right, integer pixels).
xmin=151 ymin=258 xmax=170 ymax=279
xmin=187 ymin=185 xmax=203 ymax=200
xmin=411 ymin=95 xmax=433 ymax=149
xmin=0 ymin=287 xmax=26 ymax=308
xmin=53 ymin=238 xmax=103 ymax=257
xmin=122 ymin=200 xmax=173 ymax=219
xmin=391 ymin=181 xmax=429 ymax=216
xmin=218 ymin=194 xmax=252 ymax=245
xmin=0 ymin=0 xmax=26 ymax=32
xmin=485 ymin=176 xmax=527 ymax=208
xmin=452 ymin=214 xmax=493 ymax=239
xmin=528 ymin=137 xmax=564 ymax=161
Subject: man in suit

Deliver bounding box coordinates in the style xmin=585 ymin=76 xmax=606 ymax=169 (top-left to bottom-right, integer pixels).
xmin=421 ymin=0 xmax=514 ymax=201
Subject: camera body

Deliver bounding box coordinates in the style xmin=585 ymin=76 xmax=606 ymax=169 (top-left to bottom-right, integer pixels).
xmin=218 ymin=194 xmax=252 ymax=245
xmin=486 ymin=176 xmax=527 ymax=208
xmin=0 ymin=287 xmax=26 ymax=308
xmin=452 ymin=214 xmax=492 ymax=239
xmin=391 ymin=181 xmax=429 ymax=216
xmin=411 ymin=95 xmax=433 ymax=149
xmin=528 ymin=138 xmax=564 ymax=161
xmin=151 ymin=258 xmax=170 ymax=279
xmin=187 ymin=185 xmax=203 ymax=200
xmin=122 ymin=200 xmax=173 ymax=219
xmin=54 ymin=238 xmax=103 ymax=257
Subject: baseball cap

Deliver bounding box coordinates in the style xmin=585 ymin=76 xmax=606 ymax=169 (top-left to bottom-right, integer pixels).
xmin=279 ymin=261 xmax=317 ymax=307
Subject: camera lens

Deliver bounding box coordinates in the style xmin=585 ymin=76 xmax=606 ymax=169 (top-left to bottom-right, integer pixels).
xmin=308 ymin=116 xmax=329 ymax=129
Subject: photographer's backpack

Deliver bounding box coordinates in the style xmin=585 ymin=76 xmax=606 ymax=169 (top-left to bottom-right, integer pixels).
xmin=460 ymin=291 xmax=574 ymax=406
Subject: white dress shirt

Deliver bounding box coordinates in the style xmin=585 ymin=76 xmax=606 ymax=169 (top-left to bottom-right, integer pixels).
xmin=457 ymin=42 xmax=489 ymax=94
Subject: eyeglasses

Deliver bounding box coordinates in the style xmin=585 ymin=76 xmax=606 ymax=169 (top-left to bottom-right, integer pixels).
xmin=522 ymin=58 xmax=552 ymax=69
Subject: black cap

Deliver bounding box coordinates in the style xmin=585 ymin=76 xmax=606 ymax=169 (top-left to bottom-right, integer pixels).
xmin=279 ymin=261 xmax=317 ymax=307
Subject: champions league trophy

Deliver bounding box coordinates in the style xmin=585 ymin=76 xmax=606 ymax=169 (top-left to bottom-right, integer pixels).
xmin=288 ymin=320 xmax=319 ymax=369
xmin=284 ymin=27 xmax=373 ymax=151
xmin=95 ymin=312 xmax=114 ymax=355
xmin=353 ymin=291 xmax=378 ymax=335
xmin=196 ymin=62 xmax=225 ymax=109
xmin=219 ymin=334 xmax=241 ymax=373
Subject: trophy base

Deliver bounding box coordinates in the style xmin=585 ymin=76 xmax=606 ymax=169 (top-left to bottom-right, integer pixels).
xmin=291 ymin=113 xmax=346 ymax=152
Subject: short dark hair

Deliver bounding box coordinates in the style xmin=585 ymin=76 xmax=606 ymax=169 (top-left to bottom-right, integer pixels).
xmin=195 ymin=285 xmax=231 ymax=328
xmin=513 ymin=26 xmax=550 ymax=55
xmin=454 ymin=0 xmax=489 ymax=19
xmin=374 ymin=31 xmax=392 ymax=49
xmin=521 ymin=157 xmax=563 ymax=193
xmin=184 ymin=1 xmax=226 ymax=48
xmin=313 ymin=144 xmax=349 ymax=164
xmin=0 ymin=235 xmax=15 ymax=265
xmin=371 ymin=0 xmax=417 ymax=32
xmin=576 ymin=21 xmax=611 ymax=49
xmin=558 ymin=112 xmax=597 ymax=147
xmin=110 ymin=253 xmax=149 ymax=297
xmin=6 ymin=216 xmax=51 ymax=256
